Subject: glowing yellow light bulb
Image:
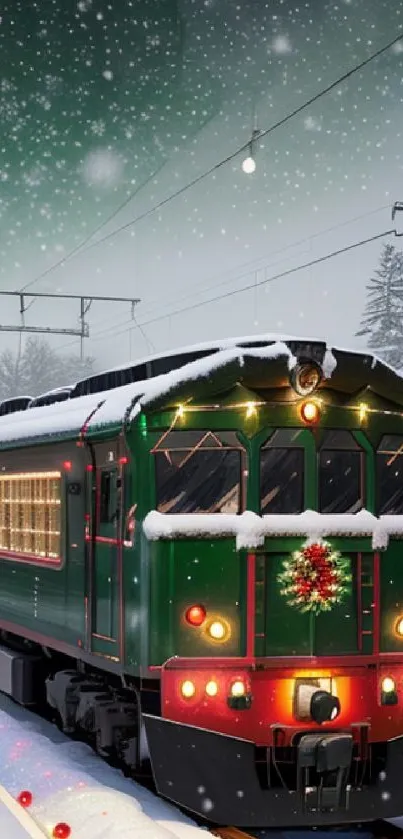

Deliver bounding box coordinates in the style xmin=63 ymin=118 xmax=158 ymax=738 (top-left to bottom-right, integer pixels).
xmin=205 ymin=680 xmax=219 ymax=697
xmin=180 ymin=680 xmax=196 ymax=699
xmin=208 ymin=620 xmax=227 ymax=640
xmin=245 ymin=402 xmax=257 ymax=419
xmin=230 ymin=680 xmax=246 ymax=697
xmin=382 ymin=676 xmax=396 ymax=693
xmin=359 ymin=403 xmax=368 ymax=423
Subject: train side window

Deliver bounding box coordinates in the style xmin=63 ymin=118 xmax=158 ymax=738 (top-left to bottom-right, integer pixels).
xmin=377 ymin=435 xmax=403 ymax=514
xmin=319 ymin=430 xmax=363 ymax=514
xmin=99 ymin=469 xmax=117 ymax=524
xmin=260 ymin=429 xmax=304 ymax=514
xmin=153 ymin=430 xmax=244 ymax=514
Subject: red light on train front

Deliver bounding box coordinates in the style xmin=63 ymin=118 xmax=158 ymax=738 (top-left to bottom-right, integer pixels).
xmin=300 ymin=400 xmax=321 ymax=425
xmin=185 ymin=604 xmax=206 ymax=627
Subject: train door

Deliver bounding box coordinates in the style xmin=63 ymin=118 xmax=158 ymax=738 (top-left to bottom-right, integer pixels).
xmin=90 ymin=442 xmax=121 ymax=659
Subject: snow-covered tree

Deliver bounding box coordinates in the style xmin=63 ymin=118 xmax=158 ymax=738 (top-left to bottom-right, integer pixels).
xmin=356 ymin=243 xmax=403 ymax=368
xmin=0 ymin=337 xmax=94 ymax=401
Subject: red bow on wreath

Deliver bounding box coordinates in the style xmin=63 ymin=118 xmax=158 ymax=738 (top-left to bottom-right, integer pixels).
xmin=277 ymin=541 xmax=351 ymax=614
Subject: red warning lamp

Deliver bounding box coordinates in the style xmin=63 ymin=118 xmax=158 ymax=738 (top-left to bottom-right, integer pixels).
xmin=17 ymin=790 xmax=33 ymax=808
xmin=185 ymin=604 xmax=207 ymax=627
xmin=63 ymin=461 xmax=72 ymax=471
xmin=53 ymin=824 xmax=71 ymax=839
xmin=300 ymin=400 xmax=321 ymax=425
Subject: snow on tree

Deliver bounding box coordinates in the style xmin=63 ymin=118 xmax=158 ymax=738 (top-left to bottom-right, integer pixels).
xmin=0 ymin=337 xmax=94 ymax=401
xmin=356 ymin=243 xmax=403 ymax=369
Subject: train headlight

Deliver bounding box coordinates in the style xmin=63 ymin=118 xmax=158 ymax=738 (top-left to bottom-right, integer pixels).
xmin=381 ymin=676 xmax=398 ymax=706
xmin=205 ymin=680 xmax=219 ymax=697
xmin=230 ymin=680 xmax=246 ymax=698
xmin=227 ymin=678 xmax=252 ymax=711
xmin=382 ymin=677 xmax=396 ymax=693
xmin=395 ymin=617 xmax=403 ymax=637
xmin=180 ymin=680 xmax=196 ymax=699
xmin=206 ymin=618 xmax=230 ymax=643
xmin=300 ymin=400 xmax=321 ymax=425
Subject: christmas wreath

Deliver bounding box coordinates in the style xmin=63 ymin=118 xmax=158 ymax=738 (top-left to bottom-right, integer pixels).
xmin=278 ymin=540 xmax=351 ymax=614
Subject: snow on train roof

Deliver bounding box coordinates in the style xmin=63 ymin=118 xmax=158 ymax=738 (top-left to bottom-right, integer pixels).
xmin=0 ymin=340 xmax=295 ymax=446
xmin=0 ymin=330 xmax=401 ymax=448
xmin=99 ymin=331 xmax=324 ymax=376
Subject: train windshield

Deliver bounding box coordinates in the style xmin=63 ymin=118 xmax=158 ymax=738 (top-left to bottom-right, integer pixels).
xmin=153 ymin=430 xmax=244 ymax=514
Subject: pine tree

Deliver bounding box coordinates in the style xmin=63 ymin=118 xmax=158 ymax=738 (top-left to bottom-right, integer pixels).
xmin=356 ymin=243 xmax=403 ymax=368
xmin=0 ymin=337 xmax=95 ymax=401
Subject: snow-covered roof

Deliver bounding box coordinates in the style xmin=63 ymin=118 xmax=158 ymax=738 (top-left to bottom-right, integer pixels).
xmin=0 ymin=333 xmax=402 ymax=449
xmin=96 ymin=331 xmax=328 ymax=376
xmin=0 ymin=340 xmax=293 ymax=447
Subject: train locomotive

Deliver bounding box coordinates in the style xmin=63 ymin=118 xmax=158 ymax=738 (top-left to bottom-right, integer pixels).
xmin=0 ymin=335 xmax=403 ymax=827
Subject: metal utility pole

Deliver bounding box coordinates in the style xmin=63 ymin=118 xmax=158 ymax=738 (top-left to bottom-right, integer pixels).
xmin=0 ymin=292 xmax=140 ymax=360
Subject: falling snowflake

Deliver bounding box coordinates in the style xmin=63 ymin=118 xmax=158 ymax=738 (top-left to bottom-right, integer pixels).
xmin=90 ymin=119 xmax=106 ymax=137
xmin=304 ymin=116 xmax=322 ymax=132
xmin=81 ymin=148 xmax=124 ymax=188
xmin=0 ymin=99 xmax=19 ymax=123
xmin=146 ymin=34 xmax=161 ymax=47
xmin=23 ymin=165 xmax=47 ymax=188
xmin=102 ymin=70 xmax=113 ymax=81
xmin=43 ymin=74 xmax=63 ymax=93
xmin=34 ymin=94 xmax=52 ymax=111
xmin=1 ymin=78 xmax=16 ymax=93
xmin=77 ymin=0 xmax=92 ymax=10
xmin=272 ymin=35 xmax=292 ymax=54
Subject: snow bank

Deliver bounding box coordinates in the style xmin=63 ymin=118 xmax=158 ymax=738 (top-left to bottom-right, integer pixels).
xmin=0 ymin=695 xmax=205 ymax=839
xmin=144 ymin=509 xmax=403 ymax=551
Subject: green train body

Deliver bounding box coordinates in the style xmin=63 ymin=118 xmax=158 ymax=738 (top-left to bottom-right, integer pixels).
xmin=1 ymin=335 xmax=403 ymax=827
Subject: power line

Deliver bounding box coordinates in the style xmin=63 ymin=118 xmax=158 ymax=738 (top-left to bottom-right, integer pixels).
xmin=20 ymin=29 xmax=402 ymax=281
xmin=89 ymin=228 xmax=395 ymax=343
xmin=51 ymin=202 xmax=392 ymax=354
xmin=18 ymin=159 xmax=168 ymax=293
xmin=19 ymin=105 xmax=224 ymax=294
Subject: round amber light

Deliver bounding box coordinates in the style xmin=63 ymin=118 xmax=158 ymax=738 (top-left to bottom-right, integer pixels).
xmin=181 ymin=680 xmax=196 ymax=699
xmin=396 ymin=617 xmax=403 ymax=637
xmin=382 ymin=676 xmax=396 ymax=693
xmin=230 ymin=680 xmax=246 ymax=697
xmin=300 ymin=400 xmax=320 ymax=425
xmin=205 ymin=680 xmax=219 ymax=697
xmin=208 ymin=620 xmax=227 ymax=641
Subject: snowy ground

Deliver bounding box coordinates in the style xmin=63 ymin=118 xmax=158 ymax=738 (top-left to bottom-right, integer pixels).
xmin=0 ymin=692 xmax=401 ymax=839
xmin=0 ymin=694 xmax=207 ymax=839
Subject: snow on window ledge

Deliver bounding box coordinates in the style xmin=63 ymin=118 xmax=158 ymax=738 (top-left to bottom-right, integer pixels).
xmin=143 ymin=509 xmax=403 ymax=551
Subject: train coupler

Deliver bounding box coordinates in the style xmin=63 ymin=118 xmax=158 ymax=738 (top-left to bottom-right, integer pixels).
xmin=297 ymin=732 xmax=353 ymax=811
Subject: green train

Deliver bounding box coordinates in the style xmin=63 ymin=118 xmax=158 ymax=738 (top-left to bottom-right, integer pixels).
xmin=1 ymin=334 xmax=403 ymax=828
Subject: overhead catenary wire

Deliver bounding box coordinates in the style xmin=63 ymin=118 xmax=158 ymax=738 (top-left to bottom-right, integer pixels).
xmin=85 ymin=227 xmax=396 ymax=344
xmin=19 ymin=31 xmax=403 ymax=292
xmin=52 ymin=200 xmax=393 ymax=355
xmin=51 ymin=222 xmax=396 ymax=356
xmin=18 ymin=158 xmax=168 ymax=293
